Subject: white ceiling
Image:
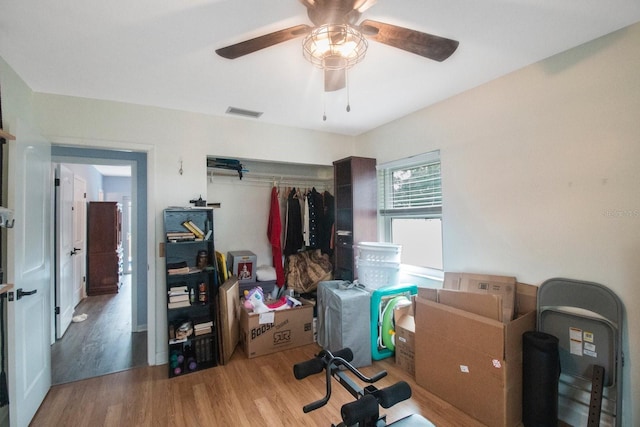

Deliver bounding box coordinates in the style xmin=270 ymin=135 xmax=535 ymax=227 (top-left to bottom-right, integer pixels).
xmin=93 ymin=165 xmax=132 ymax=177
xmin=1 ymin=1 xmax=639 ymax=136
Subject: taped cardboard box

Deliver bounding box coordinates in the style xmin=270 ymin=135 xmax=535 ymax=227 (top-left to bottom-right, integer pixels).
xmin=394 ymin=298 xmax=415 ymax=376
xmin=444 ymin=272 xmax=517 ymax=322
xmin=415 ymin=282 xmax=537 ymax=427
xmin=240 ymin=302 xmax=314 ymax=358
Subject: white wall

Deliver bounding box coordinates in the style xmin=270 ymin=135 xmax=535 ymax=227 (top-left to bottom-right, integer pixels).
xmin=360 ymin=22 xmax=640 ymax=426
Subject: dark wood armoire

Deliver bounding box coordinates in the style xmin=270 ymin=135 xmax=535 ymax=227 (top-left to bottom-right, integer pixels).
xmin=87 ymin=201 xmax=122 ymax=295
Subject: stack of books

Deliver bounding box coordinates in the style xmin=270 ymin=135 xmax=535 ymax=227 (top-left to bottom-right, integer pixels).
xmin=192 ymin=316 xmax=213 ymax=336
xmin=167 ymin=261 xmax=202 ymax=276
xmin=168 ymin=285 xmax=191 ymax=309
xmin=167 ymin=261 xmax=189 ymax=275
xmin=166 ymin=231 xmax=196 ymax=242
xmin=182 ymin=220 xmax=205 ymax=240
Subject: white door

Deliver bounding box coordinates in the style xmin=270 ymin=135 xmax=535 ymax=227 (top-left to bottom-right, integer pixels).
xmin=55 ymin=164 xmax=74 ymax=339
xmin=72 ymin=175 xmax=87 ymax=304
xmin=6 ymin=120 xmax=52 ymax=427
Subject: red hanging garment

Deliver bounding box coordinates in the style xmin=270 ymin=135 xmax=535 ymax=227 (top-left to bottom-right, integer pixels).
xmin=267 ymin=186 xmax=285 ymax=285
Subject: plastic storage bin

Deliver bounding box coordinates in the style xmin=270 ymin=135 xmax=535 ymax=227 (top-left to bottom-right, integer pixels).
xmin=356 ymin=258 xmax=400 ymax=289
xmin=356 ymin=242 xmax=402 ymax=263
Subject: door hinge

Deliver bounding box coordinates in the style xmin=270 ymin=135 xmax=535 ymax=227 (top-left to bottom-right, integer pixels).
xmin=54 ymin=178 xmax=60 ymax=187
xmin=55 ymin=306 xmax=60 ymax=315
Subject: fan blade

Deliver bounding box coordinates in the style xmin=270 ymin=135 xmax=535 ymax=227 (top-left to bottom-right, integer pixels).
xmin=359 ymin=19 xmax=458 ymax=62
xmin=216 ymin=25 xmax=311 ymax=59
xmin=324 ymin=69 xmax=346 ymax=92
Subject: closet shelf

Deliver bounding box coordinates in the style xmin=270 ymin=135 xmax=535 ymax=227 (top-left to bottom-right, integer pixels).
xmin=0 ymin=129 xmax=16 ymax=141
xmin=209 ymin=169 xmax=333 ymax=189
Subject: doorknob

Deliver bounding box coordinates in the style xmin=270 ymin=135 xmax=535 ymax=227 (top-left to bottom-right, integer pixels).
xmin=16 ymin=288 xmax=37 ymax=300
xmin=70 ymin=247 xmax=81 ymax=256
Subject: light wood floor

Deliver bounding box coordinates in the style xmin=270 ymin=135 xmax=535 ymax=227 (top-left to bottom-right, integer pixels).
xmin=33 ymin=342 xmax=486 ymax=427
xmin=51 ymin=274 xmax=147 ymax=385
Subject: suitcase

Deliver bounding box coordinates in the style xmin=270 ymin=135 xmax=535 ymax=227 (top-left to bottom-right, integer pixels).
xmin=317 ymin=280 xmax=372 ymax=367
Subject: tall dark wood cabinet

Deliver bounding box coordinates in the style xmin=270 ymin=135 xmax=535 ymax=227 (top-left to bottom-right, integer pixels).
xmin=87 ymin=201 xmax=123 ymax=295
xmin=333 ymin=156 xmax=378 ymax=281
xmin=164 ymin=207 xmax=218 ymax=377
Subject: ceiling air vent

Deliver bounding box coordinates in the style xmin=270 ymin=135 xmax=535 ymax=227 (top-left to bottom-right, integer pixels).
xmin=225 ymin=107 xmax=263 ymax=119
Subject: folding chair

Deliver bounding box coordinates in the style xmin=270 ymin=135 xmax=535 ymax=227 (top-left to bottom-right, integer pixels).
xmin=537 ymin=278 xmax=623 ymax=426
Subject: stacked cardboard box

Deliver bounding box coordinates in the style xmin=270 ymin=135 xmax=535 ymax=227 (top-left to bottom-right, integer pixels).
xmin=411 ymin=273 xmax=537 ymax=427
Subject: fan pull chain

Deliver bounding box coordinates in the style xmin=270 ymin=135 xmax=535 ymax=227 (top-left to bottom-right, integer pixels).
xmin=346 ymin=69 xmax=351 ymax=112
xmin=323 ymin=93 xmax=327 ymax=121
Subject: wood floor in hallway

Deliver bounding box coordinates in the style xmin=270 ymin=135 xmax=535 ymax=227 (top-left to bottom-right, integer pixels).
xmin=51 ymin=274 xmax=147 ymax=385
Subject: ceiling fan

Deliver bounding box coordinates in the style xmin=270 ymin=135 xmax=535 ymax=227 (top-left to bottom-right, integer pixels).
xmin=215 ymin=0 xmax=459 ymax=92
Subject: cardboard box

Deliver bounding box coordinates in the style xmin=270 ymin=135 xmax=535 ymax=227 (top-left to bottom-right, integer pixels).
xmin=444 ymin=272 xmax=517 ymax=322
xmin=415 ymin=282 xmax=537 ymax=427
xmin=227 ymin=250 xmax=257 ymax=283
xmin=434 ymin=289 xmax=503 ymax=322
xmin=240 ymin=302 xmax=314 ymax=358
xmin=394 ymin=299 xmax=415 ymax=376
xmin=218 ymin=276 xmax=240 ymax=365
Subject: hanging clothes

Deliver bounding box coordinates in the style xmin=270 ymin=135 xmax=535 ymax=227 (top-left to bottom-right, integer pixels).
xmin=307 ymin=187 xmax=324 ymax=250
xmin=303 ymin=190 xmax=310 ymax=247
xmin=320 ymin=190 xmax=335 ymax=256
xmin=267 ymin=186 xmax=285 ymax=285
xmin=284 ymin=187 xmax=303 ymax=256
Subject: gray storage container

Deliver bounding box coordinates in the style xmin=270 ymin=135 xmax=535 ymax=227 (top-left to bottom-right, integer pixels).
xmin=317 ymin=280 xmax=372 ymax=367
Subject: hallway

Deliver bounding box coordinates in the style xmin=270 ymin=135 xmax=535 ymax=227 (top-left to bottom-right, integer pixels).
xmin=51 ymin=274 xmax=147 ymax=385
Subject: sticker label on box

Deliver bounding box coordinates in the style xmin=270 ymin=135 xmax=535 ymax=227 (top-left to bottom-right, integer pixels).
xmin=259 ymin=312 xmax=275 ymax=325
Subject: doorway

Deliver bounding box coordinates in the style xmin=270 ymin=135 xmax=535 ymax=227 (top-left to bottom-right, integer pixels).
xmin=50 ymin=146 xmax=149 ymax=384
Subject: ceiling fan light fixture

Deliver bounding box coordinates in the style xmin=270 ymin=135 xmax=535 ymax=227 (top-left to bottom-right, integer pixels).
xmin=302 ymin=24 xmax=367 ymax=70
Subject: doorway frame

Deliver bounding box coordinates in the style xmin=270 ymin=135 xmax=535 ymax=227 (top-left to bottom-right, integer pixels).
xmin=50 ymin=142 xmax=156 ymax=366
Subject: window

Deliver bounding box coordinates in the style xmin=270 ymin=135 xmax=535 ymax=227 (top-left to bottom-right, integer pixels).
xmin=378 ymin=151 xmax=443 ymax=270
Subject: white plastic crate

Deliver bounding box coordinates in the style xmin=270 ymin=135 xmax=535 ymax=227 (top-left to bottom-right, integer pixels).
xmin=356 ymin=242 xmax=402 ymax=263
xmin=356 ymin=258 xmax=400 ymax=289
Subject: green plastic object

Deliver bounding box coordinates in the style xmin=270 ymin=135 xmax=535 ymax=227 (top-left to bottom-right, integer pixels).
xmin=370 ymin=284 xmax=418 ymax=360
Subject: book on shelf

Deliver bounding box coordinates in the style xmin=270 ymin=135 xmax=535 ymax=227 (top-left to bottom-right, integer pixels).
xmin=167 ymin=300 xmax=191 ymax=309
xmin=167 ymin=231 xmax=196 ymax=242
xmin=194 ymin=327 xmax=212 ymax=336
xmin=168 ymin=266 xmax=190 ymax=275
xmin=192 ymin=316 xmax=213 ymax=328
xmin=182 ymin=220 xmax=204 ymax=239
xmin=169 ymin=294 xmax=189 ymax=303
xmin=169 ymin=285 xmax=188 ymax=293
xmin=194 ymin=321 xmax=213 ymax=329
xmin=167 ymin=261 xmax=204 ymax=275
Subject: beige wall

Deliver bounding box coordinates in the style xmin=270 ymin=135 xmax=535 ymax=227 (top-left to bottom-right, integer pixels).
xmin=361 ymin=22 xmax=640 ymax=426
